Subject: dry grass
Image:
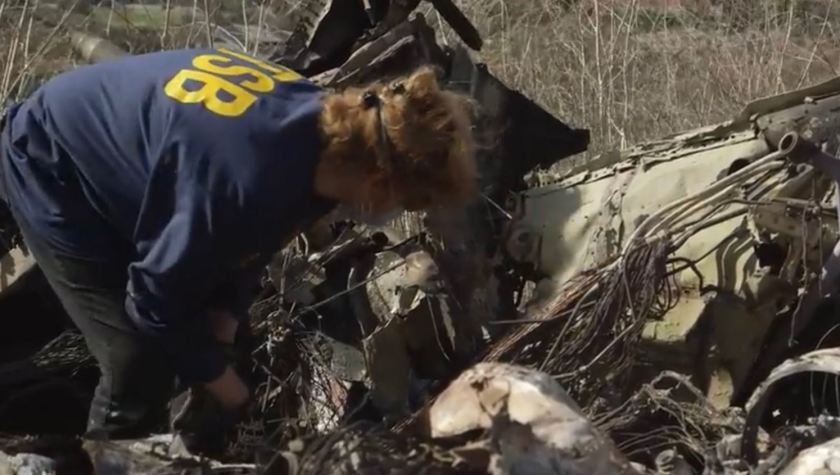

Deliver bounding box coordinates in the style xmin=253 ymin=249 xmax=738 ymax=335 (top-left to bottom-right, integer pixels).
xmin=0 ymin=0 xmax=301 ymax=103
xmin=435 ymin=0 xmax=840 ymax=156
xmin=1 ymin=0 xmax=839 ymax=159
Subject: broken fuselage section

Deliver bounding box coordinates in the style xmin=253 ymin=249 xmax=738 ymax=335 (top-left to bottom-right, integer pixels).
xmin=506 ymin=75 xmax=840 ymax=409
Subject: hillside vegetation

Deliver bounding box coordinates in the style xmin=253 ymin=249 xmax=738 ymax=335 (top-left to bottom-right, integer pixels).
xmin=0 ymin=0 xmax=838 ymax=159
xmin=443 ymin=0 xmax=840 ymax=156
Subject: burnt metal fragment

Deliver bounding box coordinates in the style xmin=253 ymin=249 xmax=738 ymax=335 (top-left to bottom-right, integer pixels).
xmin=742 ymin=349 xmax=840 ymax=465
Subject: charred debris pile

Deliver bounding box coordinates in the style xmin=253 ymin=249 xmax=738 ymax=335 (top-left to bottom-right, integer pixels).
xmin=5 ymin=1 xmax=840 ymax=474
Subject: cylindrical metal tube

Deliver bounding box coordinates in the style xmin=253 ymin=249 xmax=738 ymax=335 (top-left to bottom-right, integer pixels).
xmin=70 ymin=31 xmax=127 ymax=64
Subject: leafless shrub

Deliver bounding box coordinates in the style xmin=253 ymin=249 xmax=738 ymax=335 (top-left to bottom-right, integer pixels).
xmin=7 ymin=0 xmax=835 ymax=161
xmin=432 ymin=0 xmax=840 ymax=161
xmin=0 ymin=0 xmax=304 ymax=104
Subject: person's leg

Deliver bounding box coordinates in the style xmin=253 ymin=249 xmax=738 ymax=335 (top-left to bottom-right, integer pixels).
xmin=12 ymin=217 xmax=175 ymax=439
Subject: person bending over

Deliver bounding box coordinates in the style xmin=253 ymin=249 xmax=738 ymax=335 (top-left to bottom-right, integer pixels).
xmin=0 ymin=47 xmax=476 ymax=452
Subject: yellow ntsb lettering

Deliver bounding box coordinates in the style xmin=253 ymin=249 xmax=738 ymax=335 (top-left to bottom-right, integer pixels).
xmin=163 ymin=69 xmax=256 ymax=118
xmin=163 ymin=49 xmax=304 ymax=118
xmin=191 ymin=54 xmax=274 ymax=92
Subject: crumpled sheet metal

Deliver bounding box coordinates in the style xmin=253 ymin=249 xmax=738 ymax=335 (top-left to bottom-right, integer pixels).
xmin=428 ymin=362 xmax=640 ymax=475
xmin=278 ymin=0 xmax=478 ymax=78
xmin=741 ymin=349 xmax=840 ymax=465
xmin=508 ymin=122 xmax=840 ymax=412
xmin=299 ymin=332 xmax=367 ymax=383
xmin=509 ymin=132 xmax=769 ymax=298
xmin=296 ymin=332 xmax=365 ymax=432
xmin=742 ymin=139 xmax=840 ymax=414
xmin=278 ymin=421 xmax=478 ymax=475
xmin=745 ymin=74 xmax=840 ymax=127
xmin=653 ymin=449 xmax=694 ymax=475
xmin=777 ymin=437 xmax=840 ymax=475
xmin=274 ymin=254 xmax=328 ymax=306
xmin=365 ymin=246 xmax=465 ymax=380
xmin=361 ymin=316 xmax=412 ymax=418
xmin=0 ymin=451 xmax=56 ymax=475
xmin=0 ymin=247 xmax=36 ymax=298
xmin=506 ymin=131 xmax=783 ymax=408
xmin=311 ymin=14 xmax=446 ymax=88
xmin=82 ymin=434 xmax=256 ymax=475
xmin=365 ymin=249 xmax=441 ymax=320
xmin=795 ymin=146 xmax=840 ymax=297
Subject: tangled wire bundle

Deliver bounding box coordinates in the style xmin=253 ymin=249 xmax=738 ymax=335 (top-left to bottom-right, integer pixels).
xmin=595 ymin=372 xmax=742 ymax=468
xmin=285 ymin=421 xmax=483 ymax=475
xmin=481 ymin=239 xmax=673 ymax=407
xmin=464 ymin=141 xmax=791 ymax=410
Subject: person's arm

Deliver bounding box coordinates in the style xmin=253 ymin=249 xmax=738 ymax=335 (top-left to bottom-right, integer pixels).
xmin=206 ymin=257 xmax=267 ymax=324
xmin=124 ymin=154 xmax=252 ymax=406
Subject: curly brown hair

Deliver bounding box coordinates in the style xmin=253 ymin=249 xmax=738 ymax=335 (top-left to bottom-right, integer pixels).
xmin=319 ymin=67 xmax=477 ymax=212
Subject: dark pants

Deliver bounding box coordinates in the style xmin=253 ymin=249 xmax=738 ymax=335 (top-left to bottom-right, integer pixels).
xmin=0 ymin=105 xmax=174 ymax=438
xmin=0 ymin=111 xmax=252 ymax=446
xmin=12 ymin=214 xmax=176 ymax=439
xmin=0 ymin=117 xmax=174 ymax=439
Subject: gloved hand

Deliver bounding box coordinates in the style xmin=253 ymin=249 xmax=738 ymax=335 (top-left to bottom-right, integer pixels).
xmin=170 ymin=345 xmax=252 ymax=458
xmin=204 ymin=365 xmax=250 ymax=410
xmin=170 ymin=376 xmax=248 ymax=458
xmin=170 ymin=308 xmax=255 ymax=458
xmin=209 ymin=308 xmax=255 ymax=384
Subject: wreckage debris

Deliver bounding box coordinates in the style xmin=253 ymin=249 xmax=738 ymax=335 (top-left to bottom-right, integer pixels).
xmin=427 ymin=363 xmax=640 ymax=475
xmin=777 ymin=437 xmax=840 ymax=475
xmin=8 ymin=1 xmax=840 ymax=474
xmin=0 ymin=452 xmax=56 ymax=475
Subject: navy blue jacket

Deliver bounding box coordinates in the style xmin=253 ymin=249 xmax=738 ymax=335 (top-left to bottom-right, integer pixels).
xmin=0 ymin=48 xmax=335 ymax=383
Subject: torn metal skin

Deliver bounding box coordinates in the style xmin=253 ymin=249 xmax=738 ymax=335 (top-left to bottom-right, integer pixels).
xmin=427 ymin=362 xmax=641 ymax=475
xmin=504 ymin=77 xmax=840 ymax=411
xmin=741 ymin=349 xmax=840 ymax=465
